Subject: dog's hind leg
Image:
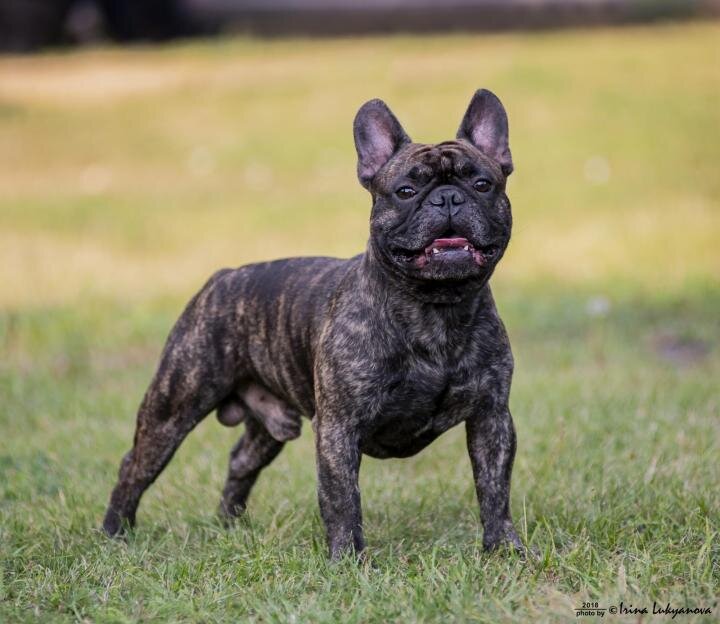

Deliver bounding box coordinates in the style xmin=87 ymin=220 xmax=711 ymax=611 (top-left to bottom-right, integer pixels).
xmin=102 ymin=270 xmax=241 ymax=537
xmin=217 ymin=385 xmax=301 ymax=521
xmin=102 ymin=393 xmax=205 ymax=537
xmin=103 ymin=371 xmax=235 ymax=537
xmin=219 ymin=416 xmax=285 ymax=522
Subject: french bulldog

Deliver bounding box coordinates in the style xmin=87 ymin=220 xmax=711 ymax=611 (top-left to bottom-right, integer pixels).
xmin=103 ymin=88 xmax=523 ymax=560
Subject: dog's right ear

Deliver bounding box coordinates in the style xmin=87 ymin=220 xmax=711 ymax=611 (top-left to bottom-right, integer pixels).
xmin=354 ymin=99 xmax=411 ymax=189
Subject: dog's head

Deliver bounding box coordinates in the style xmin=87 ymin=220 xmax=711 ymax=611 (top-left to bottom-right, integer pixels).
xmin=355 ymin=89 xmax=513 ymax=292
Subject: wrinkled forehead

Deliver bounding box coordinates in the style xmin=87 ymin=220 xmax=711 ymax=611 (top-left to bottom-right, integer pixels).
xmin=381 ymin=140 xmax=502 ymax=185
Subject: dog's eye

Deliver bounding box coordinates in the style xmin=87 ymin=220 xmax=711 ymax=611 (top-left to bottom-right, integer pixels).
xmin=473 ymin=179 xmax=492 ymax=193
xmin=396 ymin=186 xmax=417 ymax=200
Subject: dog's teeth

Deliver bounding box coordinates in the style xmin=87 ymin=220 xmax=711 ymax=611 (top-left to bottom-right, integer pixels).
xmin=463 ymin=245 xmax=470 ymax=251
xmin=432 ymin=248 xmax=440 ymax=254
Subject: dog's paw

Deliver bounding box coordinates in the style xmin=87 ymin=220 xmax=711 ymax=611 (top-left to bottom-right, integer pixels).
xmin=101 ymin=509 xmax=132 ymax=540
xmin=482 ymin=523 xmax=526 ymax=557
xmin=217 ymin=498 xmax=250 ymax=528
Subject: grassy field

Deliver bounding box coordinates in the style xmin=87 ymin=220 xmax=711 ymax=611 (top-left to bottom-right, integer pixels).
xmin=1 ymin=21 xmax=719 ymax=623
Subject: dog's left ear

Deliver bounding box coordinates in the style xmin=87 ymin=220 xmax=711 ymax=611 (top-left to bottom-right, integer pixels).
xmin=354 ymin=99 xmax=411 ymax=189
xmin=457 ymin=89 xmax=513 ymax=176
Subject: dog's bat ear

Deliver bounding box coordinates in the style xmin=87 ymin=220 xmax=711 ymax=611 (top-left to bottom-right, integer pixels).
xmin=457 ymin=89 xmax=513 ymax=176
xmin=354 ymin=99 xmax=411 ymax=189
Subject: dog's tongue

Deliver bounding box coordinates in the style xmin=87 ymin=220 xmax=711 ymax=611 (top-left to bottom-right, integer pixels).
xmin=427 ymin=237 xmax=470 ymax=250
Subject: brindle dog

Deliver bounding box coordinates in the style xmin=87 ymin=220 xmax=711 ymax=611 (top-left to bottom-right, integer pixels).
xmin=103 ymin=89 xmax=524 ymax=560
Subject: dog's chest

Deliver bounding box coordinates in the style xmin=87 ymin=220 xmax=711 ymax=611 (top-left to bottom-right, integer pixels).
xmin=360 ymin=342 xmax=493 ymax=458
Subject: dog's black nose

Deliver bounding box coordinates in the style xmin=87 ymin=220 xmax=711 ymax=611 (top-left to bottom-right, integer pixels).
xmin=428 ymin=185 xmax=466 ymax=214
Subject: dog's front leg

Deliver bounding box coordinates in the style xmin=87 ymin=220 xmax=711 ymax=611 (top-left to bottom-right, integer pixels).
xmin=466 ymin=408 xmax=524 ymax=553
xmin=315 ymin=418 xmax=364 ymax=560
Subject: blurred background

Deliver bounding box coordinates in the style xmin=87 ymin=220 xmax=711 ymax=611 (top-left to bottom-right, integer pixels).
xmin=0 ymin=3 xmax=718 ymax=620
xmin=1 ymin=2 xmax=718 ymax=305
xmin=2 ymin=0 xmax=719 ymax=52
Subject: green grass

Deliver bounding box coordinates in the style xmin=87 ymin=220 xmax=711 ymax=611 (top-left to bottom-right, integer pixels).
xmin=1 ymin=21 xmax=719 ymax=623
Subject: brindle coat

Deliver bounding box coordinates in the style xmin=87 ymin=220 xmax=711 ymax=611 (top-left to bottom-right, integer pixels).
xmin=103 ymin=89 xmax=524 ymax=559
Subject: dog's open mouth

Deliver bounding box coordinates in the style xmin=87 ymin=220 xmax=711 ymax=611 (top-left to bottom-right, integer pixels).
xmin=397 ymin=238 xmax=499 ymax=269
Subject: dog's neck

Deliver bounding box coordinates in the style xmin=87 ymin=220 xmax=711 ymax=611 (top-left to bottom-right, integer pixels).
xmin=358 ymin=248 xmax=495 ymax=355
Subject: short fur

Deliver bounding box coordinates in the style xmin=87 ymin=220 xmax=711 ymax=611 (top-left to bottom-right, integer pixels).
xmin=102 ymin=89 xmax=524 ymax=559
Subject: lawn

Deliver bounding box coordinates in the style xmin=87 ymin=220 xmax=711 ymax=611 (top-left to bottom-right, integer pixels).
xmin=1 ymin=20 xmax=719 ymax=623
